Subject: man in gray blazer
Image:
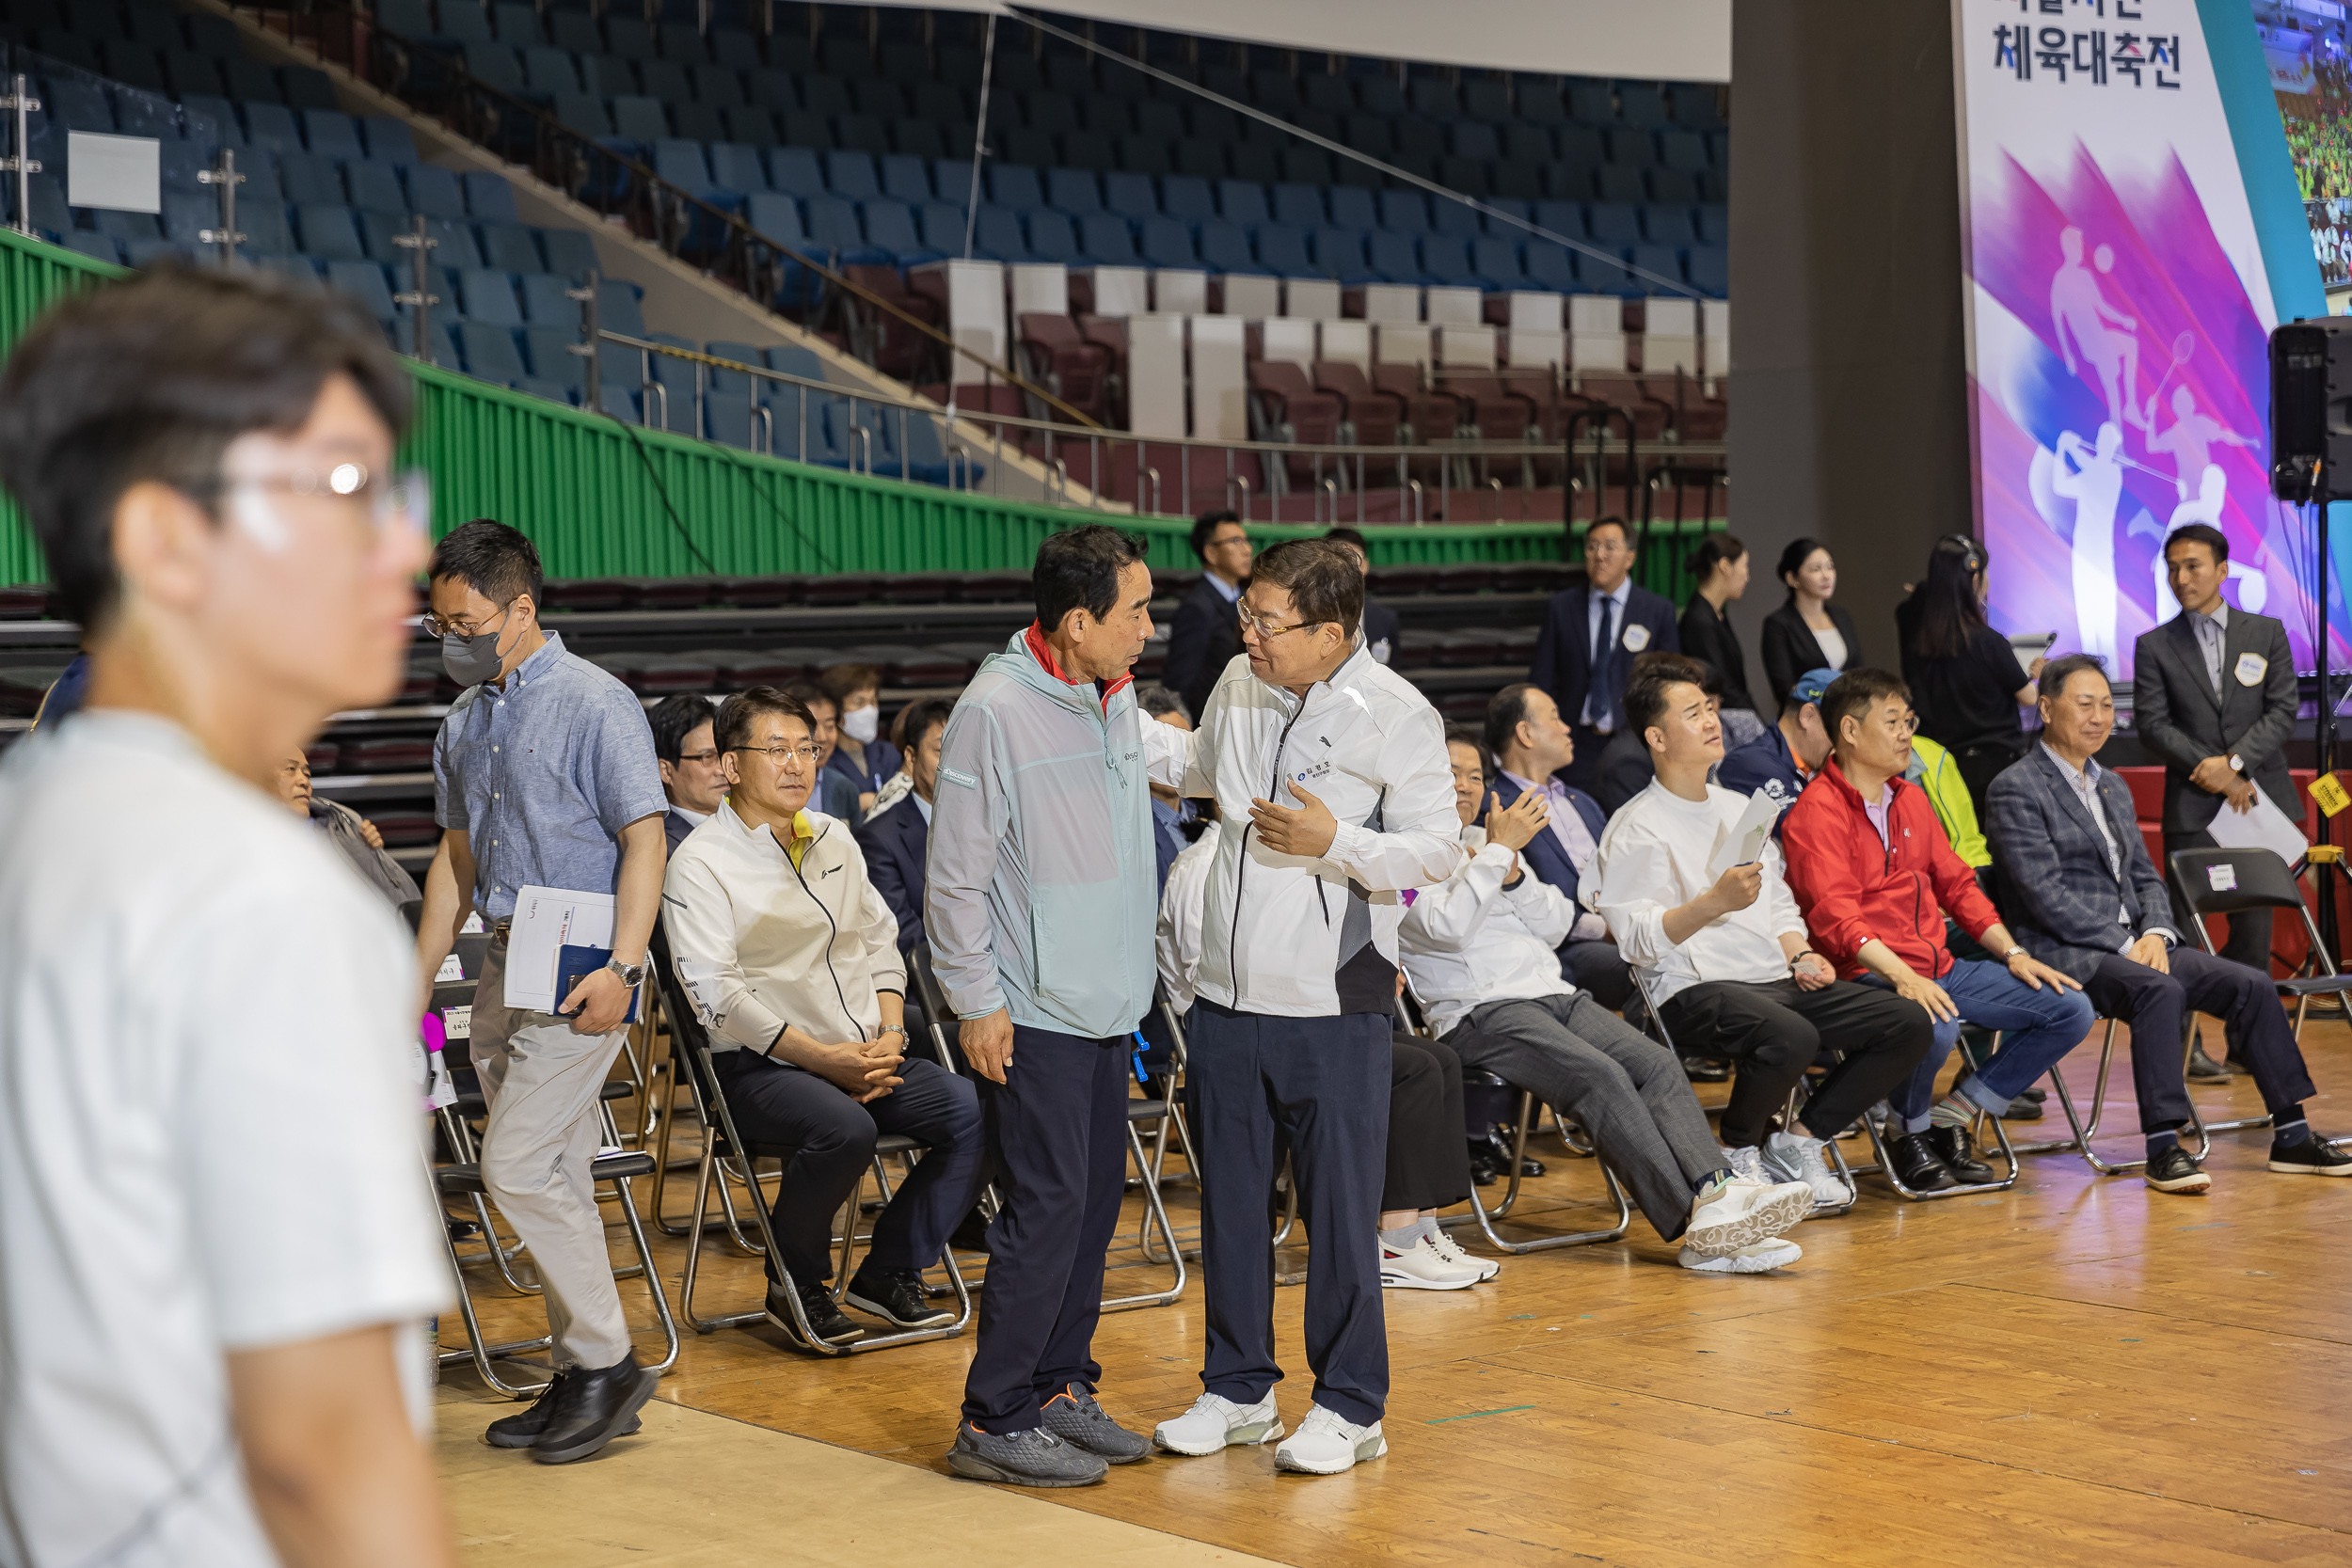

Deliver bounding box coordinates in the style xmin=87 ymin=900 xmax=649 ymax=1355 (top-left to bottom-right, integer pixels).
xmin=2130 ymin=523 xmax=2298 ymax=1007
xmin=1988 ymin=656 xmax=2344 ymax=1192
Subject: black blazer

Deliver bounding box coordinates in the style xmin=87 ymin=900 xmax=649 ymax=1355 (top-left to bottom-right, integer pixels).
xmin=1527 ymin=581 xmax=1680 ymax=730
xmin=2130 ymin=610 xmax=2298 ymax=835
xmin=852 ymin=794 xmax=929 ymax=949
xmin=1163 ymin=575 xmax=1244 ymax=720
xmin=1362 ymin=598 xmax=1401 ymax=665
xmin=1759 ymin=601 xmax=1862 ymax=714
xmin=1677 ymin=595 xmax=1756 ymax=713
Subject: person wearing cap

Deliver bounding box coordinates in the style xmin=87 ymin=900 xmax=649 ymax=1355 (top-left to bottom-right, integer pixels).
xmin=1716 ymin=667 xmax=1837 ymax=823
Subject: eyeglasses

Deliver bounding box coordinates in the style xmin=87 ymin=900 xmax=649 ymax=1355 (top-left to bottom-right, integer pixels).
xmin=206 ymin=464 xmax=431 ymax=537
xmin=735 ymin=742 xmax=823 ymax=764
xmin=1236 ymin=602 xmax=1322 ymax=639
xmin=678 ymin=749 xmax=721 ymax=766
xmin=421 ymin=598 xmax=515 ymax=641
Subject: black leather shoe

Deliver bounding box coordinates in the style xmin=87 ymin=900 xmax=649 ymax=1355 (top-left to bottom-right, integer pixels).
xmin=1681 ymin=1054 xmax=1732 ymax=1083
xmin=1467 ymin=1140 xmax=1502 ymax=1186
xmin=769 ymin=1280 xmax=865 ymax=1347
xmin=1998 ymin=1098 xmax=2043 ymax=1121
xmin=530 ymin=1353 xmax=659 ymax=1465
xmin=485 ymin=1370 xmax=644 ymax=1449
xmin=1924 ymin=1124 xmax=1996 ymax=1184
xmin=2017 ymin=1085 xmax=2047 ymax=1104
xmin=1475 ymin=1126 xmax=1544 ymax=1179
xmin=2186 ymin=1042 xmax=2232 ymax=1083
xmin=845 ymin=1268 xmax=955 ymax=1329
xmin=1887 ymin=1132 xmax=1956 ymax=1193
xmin=2145 ymin=1145 xmax=2213 ymax=1193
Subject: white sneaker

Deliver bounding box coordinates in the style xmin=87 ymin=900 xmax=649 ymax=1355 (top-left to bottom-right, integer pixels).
xmin=1677 ymin=1237 xmax=1804 ymax=1274
xmin=1683 ymin=1173 xmax=1814 ymax=1258
xmin=1152 ymin=1392 xmax=1284 ymax=1456
xmin=1425 ymin=1226 xmax=1500 ymax=1281
xmin=1723 ymin=1144 xmax=1768 ymax=1185
xmin=1273 ymin=1404 xmax=1387 ymax=1475
xmin=1763 ymin=1130 xmax=1850 ymax=1208
xmin=1379 ymin=1233 xmax=1479 ymax=1290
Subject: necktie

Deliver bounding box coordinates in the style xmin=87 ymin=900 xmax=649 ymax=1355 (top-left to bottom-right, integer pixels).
xmin=1589 ymin=596 xmax=1622 ymax=730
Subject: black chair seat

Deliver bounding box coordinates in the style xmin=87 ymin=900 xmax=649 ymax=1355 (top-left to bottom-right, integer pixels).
xmin=1127 ymin=1098 xmax=1170 ymax=1123
xmin=437 ymin=1149 xmax=654 ymax=1196
xmin=1463 ymin=1067 xmax=1512 ymax=1089
xmin=450 ymin=1079 xmax=631 ymax=1119
xmin=2275 ymin=974 xmax=2352 ymax=996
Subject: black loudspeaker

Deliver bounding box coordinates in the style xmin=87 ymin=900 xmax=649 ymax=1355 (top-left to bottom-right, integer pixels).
xmin=2270 ymin=316 xmax=2352 ymax=502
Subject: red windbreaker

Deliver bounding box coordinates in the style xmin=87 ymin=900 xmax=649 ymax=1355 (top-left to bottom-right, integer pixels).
xmin=1778 ymin=757 xmax=1999 ymax=980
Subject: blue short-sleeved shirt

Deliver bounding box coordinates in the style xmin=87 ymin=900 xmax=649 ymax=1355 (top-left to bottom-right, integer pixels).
xmin=432 ymin=631 xmax=667 ymax=920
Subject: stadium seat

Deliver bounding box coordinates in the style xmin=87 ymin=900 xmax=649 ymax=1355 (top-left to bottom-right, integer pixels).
xmin=767 ymin=147 xmax=825 ymax=195
xmin=456 ymin=322 xmax=529 ymax=383
xmin=460 ymin=268 xmax=525 ymax=327
xmin=1048 ymin=168 xmax=1101 ymax=215
xmin=464 ymin=173 xmax=520 ymax=224
xmin=294 ymin=204 xmax=367 ymax=262
xmin=326 ymin=259 xmax=399 ymax=325
xmin=343 ymin=161 xmax=406 ymax=215
xmin=1079 ymin=214 xmax=1138 ymax=265
xmin=405 ymin=165 xmax=469 ymax=221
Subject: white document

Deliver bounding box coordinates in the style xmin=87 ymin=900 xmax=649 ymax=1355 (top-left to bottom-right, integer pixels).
xmin=2202 ymin=785 xmax=2309 ymax=871
xmin=502 ymin=884 xmax=617 ymax=1013
xmin=1708 ymin=789 xmax=1782 ymax=879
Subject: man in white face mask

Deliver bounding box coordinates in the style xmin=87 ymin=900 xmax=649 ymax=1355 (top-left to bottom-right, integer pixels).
xmin=820 ymin=661 xmax=898 ymax=818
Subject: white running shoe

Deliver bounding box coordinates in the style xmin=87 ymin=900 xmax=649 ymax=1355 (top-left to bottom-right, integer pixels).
xmin=1683 ymin=1173 xmax=1815 ymax=1258
xmin=1677 ymin=1237 xmax=1803 ymax=1274
xmin=1723 ymin=1144 xmax=1769 ymax=1185
xmin=1425 ymin=1226 xmax=1500 ymax=1281
xmin=1152 ymin=1392 xmax=1284 ymax=1456
xmin=1762 ymin=1130 xmax=1850 ymax=1208
xmin=1273 ymin=1404 xmax=1387 ymax=1475
xmin=1379 ymin=1233 xmax=1479 ymax=1290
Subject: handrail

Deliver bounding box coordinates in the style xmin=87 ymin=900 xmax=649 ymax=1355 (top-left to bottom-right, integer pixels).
xmin=229 ymin=0 xmax=1103 ymax=428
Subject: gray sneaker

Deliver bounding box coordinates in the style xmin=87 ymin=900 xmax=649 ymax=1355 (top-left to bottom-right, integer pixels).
xmin=946 ymin=1420 xmax=1109 ymax=1487
xmin=1039 ymin=1381 xmax=1151 ymax=1464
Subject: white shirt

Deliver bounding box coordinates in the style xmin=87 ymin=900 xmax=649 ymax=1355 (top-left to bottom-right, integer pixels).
xmin=670 ymin=802 xmax=710 ymax=828
xmin=1399 ymin=824 xmax=1580 ymax=1036
xmin=1499 ymin=768 xmax=1609 ymax=942
xmin=1812 ymin=624 xmax=1848 ymax=672
xmin=2190 ymin=601 xmax=2229 ymax=692
xmin=1589 ymin=779 xmax=1807 ymax=1006
xmin=1581 ymin=577 xmax=1633 ymax=729
xmin=0 ymin=712 xmax=446 ymax=1567
xmin=1154 ymin=818 xmax=1223 ymax=1013
xmin=2038 ymin=742 xmax=2175 ymax=948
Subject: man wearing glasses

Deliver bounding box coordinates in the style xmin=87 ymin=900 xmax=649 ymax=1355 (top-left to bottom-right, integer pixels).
xmin=1528 ymin=516 xmax=1679 ymax=791
xmin=650 ymin=691 xmax=727 ymax=854
xmin=413 ymin=518 xmax=670 ymax=1464
xmin=662 ymin=687 xmax=982 ymax=1345
xmin=1154 ymin=539 xmax=1463 ymax=1477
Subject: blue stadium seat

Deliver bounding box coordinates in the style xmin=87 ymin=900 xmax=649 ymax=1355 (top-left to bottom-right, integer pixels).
xmin=1161 ymin=175 xmax=1215 ymax=222
xmin=1451 ymin=122 xmax=1500 ymax=163
xmin=521 ymin=276 xmax=580 ymax=325
xmin=419 ymin=216 xmax=481 ymax=270
xmin=706 ymin=341 xmax=770 ymax=395
xmin=1629 ymin=244 xmax=1687 ymax=287
xmin=1687 ymin=245 xmax=1727 ymax=296
xmin=973 ymin=205 xmax=1030 ymax=262
xmin=326 ymin=259 xmax=398 ymax=324
xmin=1532 ymin=200 xmax=1584 ymax=242
xmin=343 ymin=161 xmax=406 ymax=214
xmin=597 ymin=279 xmax=647 ymax=337
xmin=610 ymin=96 xmax=671 ymax=143
xmin=804 ymin=193 xmax=882 ymax=261
xmin=477 ymin=222 xmax=543 ymax=273
xmin=294 ymin=204 xmax=367 ymax=261
xmin=747 ymin=191 xmax=807 ymax=245
xmin=1103 ymin=171 xmax=1158 ymax=221
xmin=653 ymin=139 xmax=713 ymax=193
xmin=916 ymin=200 xmax=964 ymax=254
xmin=1580 ymin=250 xmax=1635 ymax=294
xmin=989 ymin=165 xmax=1045 ymax=212
xmin=1272 ymin=182 xmax=1325 ymax=230
xmin=279 ymin=153 xmax=346 ymax=208
xmin=1640 ymin=204 xmax=1693 ymax=244
xmin=1025 ymin=210 xmax=1081 ymax=263
xmin=1431 ymin=198 xmax=1483 ymax=239
xmin=705 ymin=390 xmax=758 ymax=450
xmin=1378 ymin=191 xmax=1429 ymax=233
xmin=243 ymin=103 xmax=305 ymax=155
xmin=538 ymin=228 xmax=599 ymax=277
xmin=1047 ymin=168 xmax=1101 ymax=215
xmin=1524 ymin=243 xmax=1577 ymax=292
xmin=642 ymin=330 xmax=698 ymax=400
xmin=1471 ymin=236 xmax=1529 ymax=289
xmin=824 ymin=150 xmax=881 ymax=199
xmin=1588 ymin=202 xmax=1642 ymax=247
xmin=90 ymin=208 xmax=160 ymax=243
xmin=1254 ymin=223 xmax=1312 ymax=276
xmin=457 ymin=322 xmax=528 ymax=382
xmin=862 ymin=198 xmax=931 ymax=261
xmin=598 ymin=384 xmax=640 ymax=420
xmin=1217 ymin=180 xmax=1270 ymax=228
xmin=879 ymin=153 xmax=930 ymax=203
xmin=63 ymin=231 xmax=121 ymax=265
xmin=1693 ymin=206 xmax=1726 ymax=245
xmin=1327 ymin=186 xmax=1377 ymax=230
xmin=302 ymin=110 xmax=364 ymax=160
xmin=1079 ymin=213 xmax=1136 ymax=264
xmin=1417 ymin=234 xmax=1476 ymax=285
xmin=161 ymin=189 xmax=214 ymax=248
xmin=767 ymin=344 xmax=828 ymax=384
xmin=240 ymin=200 xmax=295 ymax=256
xmin=464 ymin=173 xmax=520 ymax=223
xmin=45 ymin=82 xmax=115 ymax=135
xmin=1358 ymin=230 xmax=1418 ymax=283
xmin=930 ymin=159 xmax=975 ymax=208
xmin=1137 ymin=216 xmax=1197 ymax=269
xmin=459 ymin=268 xmax=524 ymax=326
xmin=767 ymin=147 xmax=824 ymax=194
xmin=405 ymin=165 xmax=469 ymax=220
xmin=702 ymin=142 xmax=767 ymax=194
xmin=1198 ymin=218 xmax=1257 ymax=274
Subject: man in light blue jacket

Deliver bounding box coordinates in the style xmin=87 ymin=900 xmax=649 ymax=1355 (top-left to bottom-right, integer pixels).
xmin=928 ymin=526 xmax=1189 ymax=1488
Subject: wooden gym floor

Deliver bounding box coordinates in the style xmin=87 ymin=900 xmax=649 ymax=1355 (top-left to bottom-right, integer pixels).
xmin=438 ymin=1015 xmax=2352 ymax=1566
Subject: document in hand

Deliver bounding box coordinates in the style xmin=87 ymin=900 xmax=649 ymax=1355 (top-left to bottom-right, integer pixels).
xmin=506 ymin=885 xmax=631 ymax=1017
xmin=1707 ymin=788 xmax=1782 ymax=879
xmin=2201 ymin=784 xmax=2311 ymax=873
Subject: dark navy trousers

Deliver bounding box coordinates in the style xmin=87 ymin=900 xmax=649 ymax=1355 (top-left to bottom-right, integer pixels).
xmin=2083 ymin=947 xmax=2314 ymax=1132
xmin=1189 ymin=1001 xmax=1391 ymax=1428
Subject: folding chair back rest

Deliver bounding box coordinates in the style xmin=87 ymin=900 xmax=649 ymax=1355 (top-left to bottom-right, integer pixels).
xmin=2169 ymin=847 xmax=2308 ymax=918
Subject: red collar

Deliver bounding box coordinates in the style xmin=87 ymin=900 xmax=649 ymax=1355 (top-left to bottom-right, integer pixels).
xmin=1822 ymin=756 xmax=1904 ymax=811
xmin=1024 ymin=623 xmax=1133 ymax=711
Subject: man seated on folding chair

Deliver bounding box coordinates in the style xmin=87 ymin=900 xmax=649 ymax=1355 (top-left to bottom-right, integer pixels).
xmin=1986 ymin=656 xmax=2347 ymax=1192
xmin=1400 ymin=728 xmax=1818 ymax=1275
xmin=1590 ymin=665 xmax=1931 ymax=1205
xmin=1780 ymin=670 xmax=2096 ymax=1193
xmin=663 ymin=685 xmax=987 ymax=1347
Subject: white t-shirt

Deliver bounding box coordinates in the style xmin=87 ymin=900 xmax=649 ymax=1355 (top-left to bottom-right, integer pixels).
xmin=0 ymin=712 xmax=448 ymax=1568
xmin=1588 ymin=779 xmax=1808 ymax=1006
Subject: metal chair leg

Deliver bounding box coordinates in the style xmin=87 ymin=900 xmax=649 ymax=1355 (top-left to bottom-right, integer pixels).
xmin=1103 ymin=1120 xmax=1189 ymax=1310
xmin=1451 ymin=1090 xmax=1633 ymax=1253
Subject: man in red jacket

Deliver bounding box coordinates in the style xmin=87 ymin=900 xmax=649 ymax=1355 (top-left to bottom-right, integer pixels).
xmin=1780 ymin=668 xmax=2094 ymax=1192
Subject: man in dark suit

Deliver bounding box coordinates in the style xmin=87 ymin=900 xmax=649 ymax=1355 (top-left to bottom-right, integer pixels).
xmin=1528 ymin=516 xmax=1679 ymax=790
xmin=1327 ymin=526 xmax=1401 ymax=666
xmin=854 ymin=698 xmax=954 ymax=950
xmin=1989 ymin=656 xmax=2344 ymax=1191
xmin=1161 ymin=509 xmax=1251 ymax=719
xmin=2131 ymin=524 xmax=2298 ymax=1037
xmin=650 ymin=691 xmax=725 ymax=855
xmin=1481 ymin=683 xmax=1631 ymax=1008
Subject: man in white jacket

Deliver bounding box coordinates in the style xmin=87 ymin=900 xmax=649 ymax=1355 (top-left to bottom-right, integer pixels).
xmin=1152 ymin=540 xmax=1465 ymax=1477
xmin=1589 ymin=668 xmax=1930 ymax=1204
xmin=663 ymin=687 xmax=984 ymax=1349
xmin=1401 ymin=730 xmax=1818 ymax=1275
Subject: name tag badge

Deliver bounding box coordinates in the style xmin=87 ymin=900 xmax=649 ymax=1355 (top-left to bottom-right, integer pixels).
xmin=2208 ymin=863 xmax=2238 ymax=893
xmin=1622 ymin=623 xmax=1651 ymax=654
xmin=436 ymin=953 xmax=466 ymax=983
xmin=2234 ymin=652 xmax=2267 ymax=688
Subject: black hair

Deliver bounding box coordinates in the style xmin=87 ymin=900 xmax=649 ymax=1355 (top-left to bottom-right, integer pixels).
xmin=1625 ymin=656 xmax=1712 ymax=743
xmin=1190 ymin=508 xmax=1243 ymax=561
xmin=2165 ymin=522 xmax=2230 ymax=566
xmin=818 ymin=661 xmax=881 ymax=703
xmin=1908 ymin=532 xmax=1989 ymax=661
xmin=715 ymin=685 xmax=818 ymax=755
xmin=0 ymin=261 xmax=412 ymax=630
xmin=1584 ymin=515 xmax=1632 ymax=548
xmin=1776 ymin=536 xmax=1831 ymax=604
xmin=1482 ymin=683 xmax=1538 ymax=758
xmin=1249 ymin=538 xmax=1364 ymax=635
xmin=428 ymin=517 xmax=544 ymax=610
xmin=649 ymin=692 xmax=717 ymax=767
xmin=2038 ymin=652 xmax=2110 ymax=702
xmin=1685 ymin=532 xmax=1746 ymax=586
xmin=1325 ymin=525 xmax=1371 ymax=559
xmin=1443 ymin=721 xmax=1496 ymax=783
xmin=1036 ymin=523 xmax=1151 ymax=635
xmin=896 ymin=696 xmax=955 ymax=752
xmin=781 ymin=678 xmax=834 ymax=719
xmin=1136 ymin=683 xmax=1191 ymax=723
xmin=1820 ymin=667 xmax=1911 ymax=746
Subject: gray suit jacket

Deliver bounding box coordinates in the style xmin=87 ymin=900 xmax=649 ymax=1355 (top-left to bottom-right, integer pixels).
xmin=1985 ymin=747 xmax=2174 ymax=984
xmin=2130 ymin=609 xmax=2296 ymax=835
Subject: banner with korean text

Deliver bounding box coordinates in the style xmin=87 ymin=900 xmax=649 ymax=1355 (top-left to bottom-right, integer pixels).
xmin=1955 ymin=0 xmax=2338 ymax=684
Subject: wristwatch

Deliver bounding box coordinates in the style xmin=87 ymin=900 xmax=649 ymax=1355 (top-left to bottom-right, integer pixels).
xmin=2229 ymin=753 xmax=2245 ymax=774
xmin=605 ymin=957 xmax=647 ymax=988
xmin=2000 ymin=945 xmax=2026 ymax=961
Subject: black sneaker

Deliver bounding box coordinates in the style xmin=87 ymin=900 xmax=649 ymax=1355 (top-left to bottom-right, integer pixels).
xmin=485 ymin=1371 xmax=644 ymax=1449
xmin=2187 ymin=1042 xmax=2232 ymax=1084
xmin=530 ymin=1352 xmax=659 ymax=1465
xmin=1924 ymin=1124 xmax=1996 ymax=1184
xmin=768 ymin=1280 xmax=865 ymax=1347
xmin=946 ymin=1420 xmax=1107 ymax=1487
xmin=2144 ymin=1145 xmax=2212 ymax=1193
xmin=2269 ymin=1134 xmax=2352 ymax=1176
xmin=844 ymin=1268 xmax=956 ymax=1329
xmin=1887 ymin=1132 xmax=1956 ymax=1193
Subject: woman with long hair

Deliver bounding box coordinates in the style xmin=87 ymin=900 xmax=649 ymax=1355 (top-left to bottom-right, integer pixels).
xmin=1758 ymin=537 xmax=1862 ymax=713
xmin=1677 ymin=533 xmax=1764 ymax=747
xmin=1899 ymin=533 xmax=2043 ymax=816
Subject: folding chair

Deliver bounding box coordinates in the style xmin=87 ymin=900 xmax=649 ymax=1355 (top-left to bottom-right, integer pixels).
xmin=2010 ymin=1012 xmax=2215 ymax=1174
xmin=1629 ymin=970 xmax=1857 ymax=1217
xmin=652 ymin=927 xmax=974 ymax=1354
xmin=2170 ymin=843 xmax=2352 ymax=1065
xmin=907 ymin=942 xmax=1188 ymax=1311
xmin=1856 ymin=1024 xmax=2023 ymax=1200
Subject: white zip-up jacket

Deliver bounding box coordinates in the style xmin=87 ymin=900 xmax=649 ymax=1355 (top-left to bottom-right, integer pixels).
xmin=1184 ymin=643 xmax=1463 ymax=1018
xmin=1399 ymin=824 xmax=1579 ymax=1036
xmin=661 ymin=800 xmax=904 ymax=1053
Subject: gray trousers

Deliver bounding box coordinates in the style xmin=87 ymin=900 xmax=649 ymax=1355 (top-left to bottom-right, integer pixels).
xmin=470 ymin=938 xmax=632 ymax=1370
xmin=1448 ymin=991 xmax=1723 ymax=1243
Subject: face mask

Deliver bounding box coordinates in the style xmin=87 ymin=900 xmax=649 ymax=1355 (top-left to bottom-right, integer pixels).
xmin=440 ymin=606 xmax=511 ymax=689
xmin=840 ymin=705 xmax=880 ymax=745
